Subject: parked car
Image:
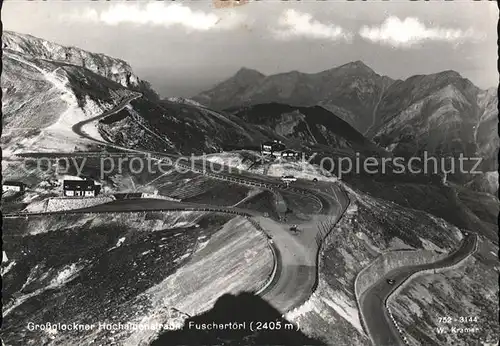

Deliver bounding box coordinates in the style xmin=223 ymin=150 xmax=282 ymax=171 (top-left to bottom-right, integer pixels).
xmin=266 ymin=234 xmax=274 ymax=244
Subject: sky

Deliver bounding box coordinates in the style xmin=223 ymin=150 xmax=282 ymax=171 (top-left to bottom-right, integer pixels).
xmin=3 ymin=1 xmax=498 ymax=97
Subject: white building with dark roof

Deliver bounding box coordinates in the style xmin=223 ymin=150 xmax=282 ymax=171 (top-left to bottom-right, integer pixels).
xmin=2 ymin=181 xmax=26 ymax=193
xmin=63 ymin=180 xmax=98 ymax=197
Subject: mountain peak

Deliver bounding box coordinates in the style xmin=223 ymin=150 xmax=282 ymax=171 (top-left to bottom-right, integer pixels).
xmin=234 ymin=67 xmax=266 ymax=79
xmin=337 ymin=60 xmax=375 ymax=73
xmin=351 ymin=60 xmax=368 ymax=67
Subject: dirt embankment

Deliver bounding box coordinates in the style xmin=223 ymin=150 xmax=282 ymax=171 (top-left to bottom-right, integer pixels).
xmin=116 ymin=216 xmax=274 ymax=345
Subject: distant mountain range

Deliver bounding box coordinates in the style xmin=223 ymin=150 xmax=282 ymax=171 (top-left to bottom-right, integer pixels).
xmin=3 ymin=30 xmax=497 ymax=192
xmin=193 ymin=62 xmax=498 ymax=176
xmin=193 ymin=61 xmax=394 ymax=135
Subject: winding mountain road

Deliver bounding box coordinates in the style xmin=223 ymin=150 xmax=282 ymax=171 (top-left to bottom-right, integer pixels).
xmin=5 ymin=187 xmax=345 ymax=313
xmin=360 ymin=233 xmax=478 ymax=346
xmin=71 ymin=93 xmax=143 ymax=148
xmin=21 ymin=84 xmax=467 ymax=343
xmin=12 ymin=91 xmax=351 ymax=314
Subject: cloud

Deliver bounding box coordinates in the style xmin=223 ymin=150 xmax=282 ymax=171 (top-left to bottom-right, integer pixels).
xmin=70 ymin=3 xmax=245 ymax=31
xmin=359 ymin=16 xmax=484 ymax=47
xmin=272 ymin=9 xmax=352 ymax=42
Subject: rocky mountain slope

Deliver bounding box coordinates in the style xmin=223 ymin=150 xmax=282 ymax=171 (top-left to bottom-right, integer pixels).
xmin=1 ymin=48 xmax=135 ymax=155
xmin=4 ymin=31 xmax=497 ymax=192
xmin=372 ymin=73 xmax=497 ymax=187
xmin=3 ymin=31 xmax=158 ymax=100
xmin=193 ymin=67 xmax=266 ymax=109
xmin=227 ymin=103 xmax=385 ymax=156
xmin=193 ymin=62 xmax=394 ymax=135
xmin=372 ymin=73 xmax=496 ymax=160
xmin=97 ymin=99 xmax=380 ymax=157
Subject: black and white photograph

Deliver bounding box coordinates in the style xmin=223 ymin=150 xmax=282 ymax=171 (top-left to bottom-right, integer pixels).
xmin=1 ymin=1 xmax=499 ymax=345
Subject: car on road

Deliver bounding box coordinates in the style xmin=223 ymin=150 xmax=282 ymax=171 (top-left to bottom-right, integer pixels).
xmin=289 ymin=225 xmax=298 ymax=232
xmin=387 ymin=279 xmax=396 ymax=285
xmin=265 ymin=234 xmax=274 ymax=244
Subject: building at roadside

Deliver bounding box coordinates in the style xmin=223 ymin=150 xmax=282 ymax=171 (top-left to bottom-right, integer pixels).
xmin=261 ymin=142 xmax=273 ymax=155
xmin=2 ymin=181 xmax=26 ymax=193
xmin=281 ymin=149 xmax=300 ymax=159
xmin=261 ymin=140 xmax=286 ymax=156
xmin=63 ymin=180 xmax=99 ymax=197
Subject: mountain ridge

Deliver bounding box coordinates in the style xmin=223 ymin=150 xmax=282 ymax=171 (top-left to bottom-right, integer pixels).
xmin=3 ymin=30 xmax=159 ymax=100
xmin=191 ymin=61 xmax=397 ymax=134
xmin=4 ymin=30 xmax=497 ymax=193
xmin=192 ymin=62 xmax=491 ymax=138
xmin=193 ymin=62 xmax=497 ymax=187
